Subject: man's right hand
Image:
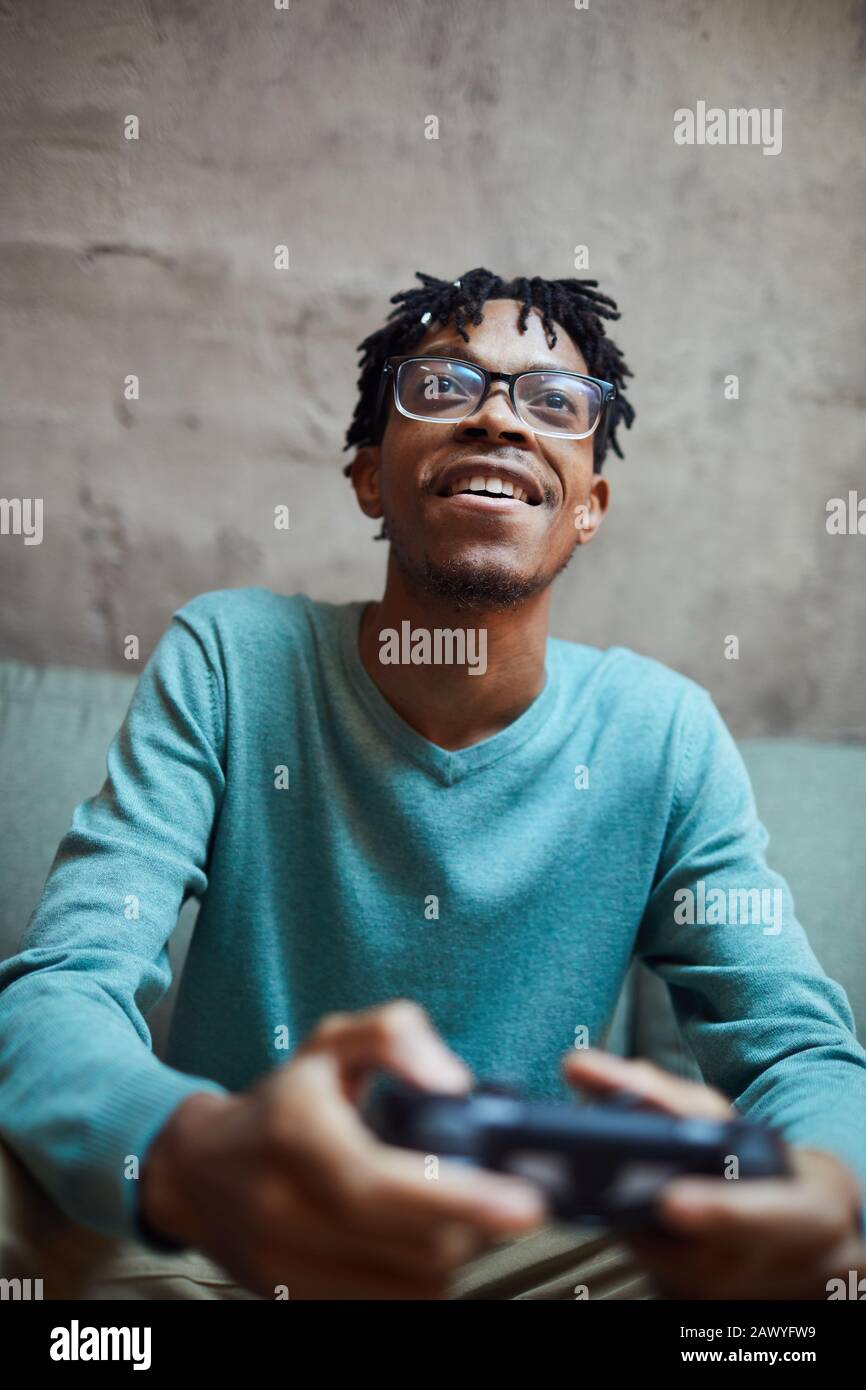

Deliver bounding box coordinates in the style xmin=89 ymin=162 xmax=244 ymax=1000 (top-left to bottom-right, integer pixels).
xmin=140 ymin=999 xmax=548 ymax=1299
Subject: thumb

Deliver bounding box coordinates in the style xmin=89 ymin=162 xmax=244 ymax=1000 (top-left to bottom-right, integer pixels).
xmin=295 ymin=999 xmax=475 ymax=1105
xmin=561 ymin=1047 xmax=732 ymax=1119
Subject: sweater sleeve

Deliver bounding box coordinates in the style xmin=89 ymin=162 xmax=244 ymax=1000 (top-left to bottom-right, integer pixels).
xmin=0 ymin=600 xmax=231 ymax=1246
xmin=634 ymin=685 xmax=866 ymax=1235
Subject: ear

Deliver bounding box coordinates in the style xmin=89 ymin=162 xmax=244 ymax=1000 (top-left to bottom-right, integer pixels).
xmin=574 ymin=475 xmax=609 ymax=544
xmin=348 ymin=445 xmax=384 ymax=521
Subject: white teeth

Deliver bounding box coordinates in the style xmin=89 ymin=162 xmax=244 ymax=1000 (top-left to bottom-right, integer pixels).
xmin=446 ymin=475 xmax=531 ymax=502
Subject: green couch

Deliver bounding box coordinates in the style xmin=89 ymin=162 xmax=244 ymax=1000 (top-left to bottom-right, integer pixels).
xmin=1 ymin=657 xmax=864 ymax=1080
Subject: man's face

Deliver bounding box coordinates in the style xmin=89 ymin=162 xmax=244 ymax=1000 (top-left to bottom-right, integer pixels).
xmin=351 ymin=298 xmax=609 ymax=608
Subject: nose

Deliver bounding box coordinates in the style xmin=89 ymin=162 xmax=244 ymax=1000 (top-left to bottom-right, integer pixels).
xmin=455 ymin=382 xmax=529 ymax=445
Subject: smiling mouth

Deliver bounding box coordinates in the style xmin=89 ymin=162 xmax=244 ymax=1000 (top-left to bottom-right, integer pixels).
xmin=437 ymin=475 xmax=540 ymax=506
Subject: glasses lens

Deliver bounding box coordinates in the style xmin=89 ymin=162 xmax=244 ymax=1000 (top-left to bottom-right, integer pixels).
xmin=395 ymin=359 xmax=485 ymax=421
xmin=513 ymin=372 xmax=602 ymax=437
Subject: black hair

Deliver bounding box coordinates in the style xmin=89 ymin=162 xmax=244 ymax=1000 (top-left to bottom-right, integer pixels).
xmin=342 ymin=268 xmax=635 ymax=480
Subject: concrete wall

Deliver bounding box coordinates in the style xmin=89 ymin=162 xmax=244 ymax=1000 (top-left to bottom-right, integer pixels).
xmin=1 ymin=0 xmax=863 ymax=736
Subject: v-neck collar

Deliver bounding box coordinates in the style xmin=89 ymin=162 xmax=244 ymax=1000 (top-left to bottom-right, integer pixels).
xmin=336 ymin=600 xmax=559 ymax=786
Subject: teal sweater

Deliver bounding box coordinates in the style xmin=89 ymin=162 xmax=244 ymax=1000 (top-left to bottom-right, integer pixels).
xmin=1 ymin=587 xmax=865 ymax=1245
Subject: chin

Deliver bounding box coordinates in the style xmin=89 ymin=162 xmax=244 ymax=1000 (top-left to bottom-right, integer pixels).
xmin=408 ymin=553 xmax=552 ymax=611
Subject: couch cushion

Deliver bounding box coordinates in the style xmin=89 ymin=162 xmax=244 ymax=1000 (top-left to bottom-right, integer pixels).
xmin=629 ymin=737 xmax=866 ymax=1080
xmin=0 ymin=659 xmax=197 ymax=1059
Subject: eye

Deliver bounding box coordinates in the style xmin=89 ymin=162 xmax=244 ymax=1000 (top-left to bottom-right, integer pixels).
xmin=396 ymin=359 xmax=483 ymax=417
xmin=419 ymin=372 xmax=467 ymax=402
xmin=525 ymin=387 xmax=579 ymax=414
xmin=412 ymin=367 xmax=475 ymax=407
xmin=517 ymin=374 xmax=597 ymax=431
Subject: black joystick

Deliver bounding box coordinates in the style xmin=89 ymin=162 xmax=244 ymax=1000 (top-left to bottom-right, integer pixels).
xmin=362 ymin=1076 xmax=791 ymax=1228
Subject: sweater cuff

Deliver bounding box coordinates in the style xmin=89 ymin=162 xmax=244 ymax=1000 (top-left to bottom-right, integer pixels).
xmin=72 ymin=1062 xmax=232 ymax=1246
xmin=122 ymin=1070 xmax=231 ymax=1249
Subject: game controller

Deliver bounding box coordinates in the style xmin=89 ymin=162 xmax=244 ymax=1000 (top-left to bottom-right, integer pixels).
xmin=362 ymin=1077 xmax=792 ymax=1228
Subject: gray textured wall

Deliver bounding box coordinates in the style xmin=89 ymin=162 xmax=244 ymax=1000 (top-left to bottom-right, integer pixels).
xmin=1 ymin=0 xmax=863 ymax=735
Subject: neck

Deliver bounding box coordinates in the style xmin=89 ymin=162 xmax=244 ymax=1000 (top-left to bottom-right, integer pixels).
xmin=357 ymin=553 xmax=551 ymax=751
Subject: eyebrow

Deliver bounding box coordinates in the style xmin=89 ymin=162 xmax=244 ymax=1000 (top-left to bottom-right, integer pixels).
xmin=416 ymin=344 xmax=577 ymax=374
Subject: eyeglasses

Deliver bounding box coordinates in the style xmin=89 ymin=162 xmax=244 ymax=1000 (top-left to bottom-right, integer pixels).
xmin=374 ymin=355 xmax=616 ymax=441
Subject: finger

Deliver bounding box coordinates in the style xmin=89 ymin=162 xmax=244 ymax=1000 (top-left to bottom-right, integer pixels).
xmin=656 ymin=1173 xmax=845 ymax=1249
xmin=624 ymin=1211 xmax=838 ymax=1301
xmin=267 ymin=1178 xmax=491 ymax=1278
xmin=345 ymin=1141 xmax=549 ymax=1239
xmin=263 ymin=1141 xmax=500 ymax=1271
xmin=296 ymin=999 xmax=474 ymax=1097
xmin=561 ymin=1047 xmax=732 ymax=1119
xmin=279 ymin=1053 xmax=549 ymax=1237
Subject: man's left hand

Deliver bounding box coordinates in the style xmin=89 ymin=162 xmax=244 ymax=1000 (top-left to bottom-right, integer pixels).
xmin=562 ymin=1047 xmax=866 ymax=1299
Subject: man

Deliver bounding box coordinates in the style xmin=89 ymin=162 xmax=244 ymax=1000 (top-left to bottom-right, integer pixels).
xmin=1 ymin=269 xmax=864 ymax=1301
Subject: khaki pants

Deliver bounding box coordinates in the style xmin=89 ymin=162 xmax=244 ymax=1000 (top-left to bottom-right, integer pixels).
xmin=0 ymin=1141 xmax=655 ymax=1301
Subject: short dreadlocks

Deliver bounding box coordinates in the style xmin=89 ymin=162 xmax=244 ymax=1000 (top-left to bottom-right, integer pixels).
xmin=342 ymin=268 xmax=635 ymax=480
